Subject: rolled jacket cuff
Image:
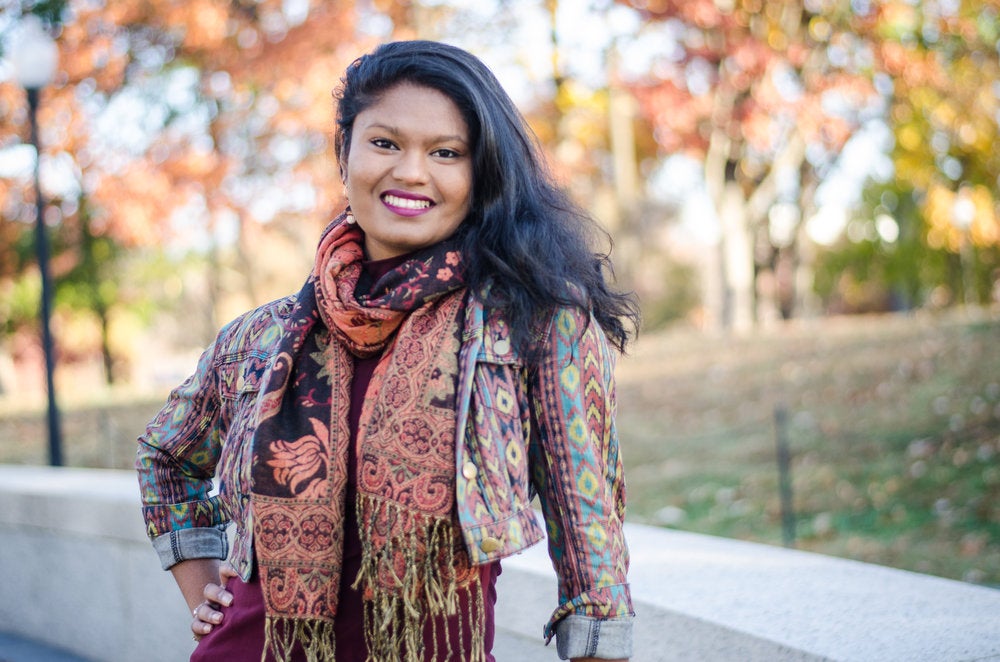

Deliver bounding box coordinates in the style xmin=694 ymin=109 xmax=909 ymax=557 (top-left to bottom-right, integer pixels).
xmin=151 ymin=525 xmax=229 ymax=570
xmin=554 ymin=614 xmax=634 ymax=660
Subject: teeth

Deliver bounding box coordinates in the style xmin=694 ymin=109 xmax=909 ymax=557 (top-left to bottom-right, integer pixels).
xmin=383 ymin=194 xmax=431 ymax=210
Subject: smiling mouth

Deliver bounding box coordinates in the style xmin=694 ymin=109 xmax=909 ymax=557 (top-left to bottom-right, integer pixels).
xmin=382 ymin=193 xmax=433 ymax=211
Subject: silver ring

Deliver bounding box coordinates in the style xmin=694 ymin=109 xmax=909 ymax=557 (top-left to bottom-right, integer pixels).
xmin=193 ymin=605 xmax=200 ymax=618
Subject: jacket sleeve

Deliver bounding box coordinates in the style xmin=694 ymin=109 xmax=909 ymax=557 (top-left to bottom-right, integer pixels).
xmin=528 ymin=306 xmax=634 ymax=660
xmin=135 ymin=332 xmax=230 ymax=571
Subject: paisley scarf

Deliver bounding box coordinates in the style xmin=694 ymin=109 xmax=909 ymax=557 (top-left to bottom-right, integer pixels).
xmin=250 ymin=213 xmax=483 ymax=661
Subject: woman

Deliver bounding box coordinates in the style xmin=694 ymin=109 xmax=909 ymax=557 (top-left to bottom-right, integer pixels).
xmin=137 ymin=40 xmax=638 ymax=662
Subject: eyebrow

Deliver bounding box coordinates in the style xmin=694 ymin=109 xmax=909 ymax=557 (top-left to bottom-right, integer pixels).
xmin=364 ymin=122 xmax=468 ymax=146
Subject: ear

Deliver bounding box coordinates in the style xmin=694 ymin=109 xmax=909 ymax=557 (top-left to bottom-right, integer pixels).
xmin=336 ymin=132 xmax=350 ymax=183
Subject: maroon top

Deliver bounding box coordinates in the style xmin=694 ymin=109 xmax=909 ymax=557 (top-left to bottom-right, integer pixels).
xmin=192 ymin=254 xmax=500 ymax=661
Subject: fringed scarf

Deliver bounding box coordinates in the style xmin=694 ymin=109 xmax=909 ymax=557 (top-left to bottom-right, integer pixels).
xmin=250 ymin=213 xmax=484 ymax=661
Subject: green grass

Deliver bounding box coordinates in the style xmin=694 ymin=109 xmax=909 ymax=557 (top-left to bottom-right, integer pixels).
xmin=616 ymin=308 xmax=1000 ymax=586
xmin=2 ymin=308 xmax=998 ymax=586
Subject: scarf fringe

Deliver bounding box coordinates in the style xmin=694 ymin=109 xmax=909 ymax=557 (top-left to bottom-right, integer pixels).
xmin=354 ymin=495 xmax=486 ymax=662
xmin=262 ymin=615 xmax=336 ymax=662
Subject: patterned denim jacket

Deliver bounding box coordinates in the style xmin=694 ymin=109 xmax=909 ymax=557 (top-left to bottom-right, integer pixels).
xmin=137 ymin=293 xmax=633 ymax=659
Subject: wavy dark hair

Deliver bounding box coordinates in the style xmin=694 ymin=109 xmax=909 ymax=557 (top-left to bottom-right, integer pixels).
xmin=334 ymin=40 xmax=639 ymax=354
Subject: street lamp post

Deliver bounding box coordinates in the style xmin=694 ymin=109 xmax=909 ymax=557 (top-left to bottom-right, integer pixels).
xmin=11 ymin=16 xmax=63 ymax=466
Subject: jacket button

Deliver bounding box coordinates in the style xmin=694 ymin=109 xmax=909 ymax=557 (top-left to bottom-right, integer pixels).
xmin=462 ymin=462 xmax=478 ymax=480
xmin=479 ymin=536 xmax=501 ymax=553
xmin=493 ymin=338 xmax=510 ymax=354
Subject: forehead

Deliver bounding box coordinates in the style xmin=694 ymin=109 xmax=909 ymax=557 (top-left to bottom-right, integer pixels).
xmin=353 ymin=83 xmax=468 ymax=139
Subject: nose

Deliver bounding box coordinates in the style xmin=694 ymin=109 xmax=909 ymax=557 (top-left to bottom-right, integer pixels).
xmin=392 ymin=149 xmax=429 ymax=184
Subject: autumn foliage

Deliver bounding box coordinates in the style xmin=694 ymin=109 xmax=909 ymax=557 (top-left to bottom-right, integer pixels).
xmin=1 ymin=0 xmax=999 ymax=386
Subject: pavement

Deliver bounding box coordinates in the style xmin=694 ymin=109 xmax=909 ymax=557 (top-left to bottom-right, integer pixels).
xmin=493 ymin=629 xmax=551 ymax=659
xmin=0 ymin=630 xmax=548 ymax=661
xmin=0 ymin=633 xmax=89 ymax=662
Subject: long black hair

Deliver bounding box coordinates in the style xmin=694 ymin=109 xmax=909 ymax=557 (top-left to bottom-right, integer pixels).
xmin=334 ymin=40 xmax=639 ymax=354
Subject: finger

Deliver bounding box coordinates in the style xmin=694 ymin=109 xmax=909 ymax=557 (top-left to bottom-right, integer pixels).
xmin=201 ymin=582 xmax=233 ymax=608
xmin=191 ymin=614 xmax=213 ymax=638
xmin=193 ymin=602 xmax=224 ymax=626
xmin=219 ymin=562 xmax=239 ymax=585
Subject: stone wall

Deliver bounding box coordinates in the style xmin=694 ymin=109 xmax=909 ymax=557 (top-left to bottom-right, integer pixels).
xmin=1 ymin=465 xmax=999 ymax=661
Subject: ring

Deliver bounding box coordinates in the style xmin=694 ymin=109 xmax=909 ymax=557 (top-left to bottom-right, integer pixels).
xmin=193 ymin=605 xmax=200 ymax=618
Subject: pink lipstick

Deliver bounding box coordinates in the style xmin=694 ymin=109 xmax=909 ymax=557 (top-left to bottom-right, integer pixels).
xmin=381 ymin=190 xmax=435 ymax=217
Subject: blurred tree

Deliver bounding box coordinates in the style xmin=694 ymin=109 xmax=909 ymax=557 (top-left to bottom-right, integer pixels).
xmin=865 ymin=0 xmax=1000 ymax=306
xmin=0 ymin=1 xmax=361 ymax=383
xmin=813 ymin=182 xmax=949 ymax=312
xmin=55 ymin=198 xmax=122 ymax=382
xmin=615 ymin=0 xmax=881 ymax=329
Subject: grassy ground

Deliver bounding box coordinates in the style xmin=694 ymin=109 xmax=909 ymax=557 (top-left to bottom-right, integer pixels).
xmin=616 ymin=308 xmax=1000 ymax=586
xmin=1 ymin=308 xmax=998 ymax=586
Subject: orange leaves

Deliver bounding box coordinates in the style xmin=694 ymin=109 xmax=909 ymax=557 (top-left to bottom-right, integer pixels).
xmin=90 ymin=159 xmax=175 ymax=246
xmin=0 ymin=1 xmax=361 ymax=257
xmin=619 ymin=0 xmax=879 ymax=167
xmin=162 ymin=146 xmax=230 ymax=189
xmin=56 ymin=5 xmax=130 ymax=91
xmin=269 ymin=59 xmax=347 ymax=133
xmin=631 ymin=81 xmax=713 ymax=152
xmin=168 ymin=1 xmax=230 ymax=52
xmin=634 ymin=0 xmax=722 ymax=28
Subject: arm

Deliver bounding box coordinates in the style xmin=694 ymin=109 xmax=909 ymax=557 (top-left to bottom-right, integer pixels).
xmin=136 ymin=331 xmax=240 ymax=641
xmin=136 ymin=336 xmax=230 ymax=572
xmin=172 ymin=558 xmax=223 ymax=613
xmin=137 ymin=337 xmax=236 ymax=638
xmin=174 ymin=559 xmax=238 ymax=639
xmin=529 ymin=307 xmax=633 ymax=661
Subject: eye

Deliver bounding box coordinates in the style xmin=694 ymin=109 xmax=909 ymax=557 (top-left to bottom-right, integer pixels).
xmin=370 ymin=138 xmax=397 ymax=150
xmin=432 ymin=148 xmax=462 ymax=159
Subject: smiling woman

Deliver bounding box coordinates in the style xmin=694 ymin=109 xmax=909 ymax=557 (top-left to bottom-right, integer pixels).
xmin=343 ymin=83 xmax=473 ymax=261
xmin=137 ymin=40 xmax=639 ymax=662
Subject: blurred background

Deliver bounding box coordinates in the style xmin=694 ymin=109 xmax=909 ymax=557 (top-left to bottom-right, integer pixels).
xmin=0 ymin=0 xmax=997 ymax=588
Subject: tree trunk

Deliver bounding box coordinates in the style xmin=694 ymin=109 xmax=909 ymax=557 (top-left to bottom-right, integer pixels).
xmin=793 ymin=168 xmax=822 ymax=319
xmin=98 ymin=303 xmax=114 ymax=385
xmin=718 ymin=166 xmax=756 ymax=332
xmin=705 ymin=127 xmax=755 ymax=332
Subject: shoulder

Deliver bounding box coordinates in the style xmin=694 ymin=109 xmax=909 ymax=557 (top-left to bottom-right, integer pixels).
xmin=469 ymin=286 xmax=601 ymax=359
xmin=540 ymin=305 xmax=610 ymax=366
xmin=539 ymin=283 xmax=599 ymax=350
xmin=213 ymin=295 xmax=296 ymax=360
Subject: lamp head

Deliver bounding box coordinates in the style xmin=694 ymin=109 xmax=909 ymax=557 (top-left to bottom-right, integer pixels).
xmin=10 ymin=15 xmax=58 ymax=90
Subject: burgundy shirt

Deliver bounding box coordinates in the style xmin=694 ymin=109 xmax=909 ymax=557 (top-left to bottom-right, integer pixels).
xmin=192 ymin=254 xmax=500 ymax=661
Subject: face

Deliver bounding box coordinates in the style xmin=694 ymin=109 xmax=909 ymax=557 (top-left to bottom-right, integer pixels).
xmin=342 ymin=83 xmax=473 ymax=261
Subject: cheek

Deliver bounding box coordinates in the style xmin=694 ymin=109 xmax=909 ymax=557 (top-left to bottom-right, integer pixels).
xmin=450 ymin=167 xmax=474 ymax=206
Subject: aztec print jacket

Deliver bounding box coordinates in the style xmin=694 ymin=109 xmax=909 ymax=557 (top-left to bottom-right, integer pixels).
xmin=137 ymin=292 xmax=634 ymax=659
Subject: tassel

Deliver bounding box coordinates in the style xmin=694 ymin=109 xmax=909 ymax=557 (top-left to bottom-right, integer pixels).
xmin=262 ymin=616 xmax=336 ymax=662
xmin=354 ymin=495 xmax=486 ymax=662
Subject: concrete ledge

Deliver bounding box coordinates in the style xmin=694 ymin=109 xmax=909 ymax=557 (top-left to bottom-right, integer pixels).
xmin=498 ymin=518 xmax=1000 ymax=661
xmin=0 ymin=465 xmax=195 ymax=662
xmin=2 ymin=464 xmax=999 ymax=661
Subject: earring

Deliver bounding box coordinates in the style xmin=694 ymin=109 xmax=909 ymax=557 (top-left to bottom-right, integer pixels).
xmin=344 ymin=206 xmax=356 ymax=225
